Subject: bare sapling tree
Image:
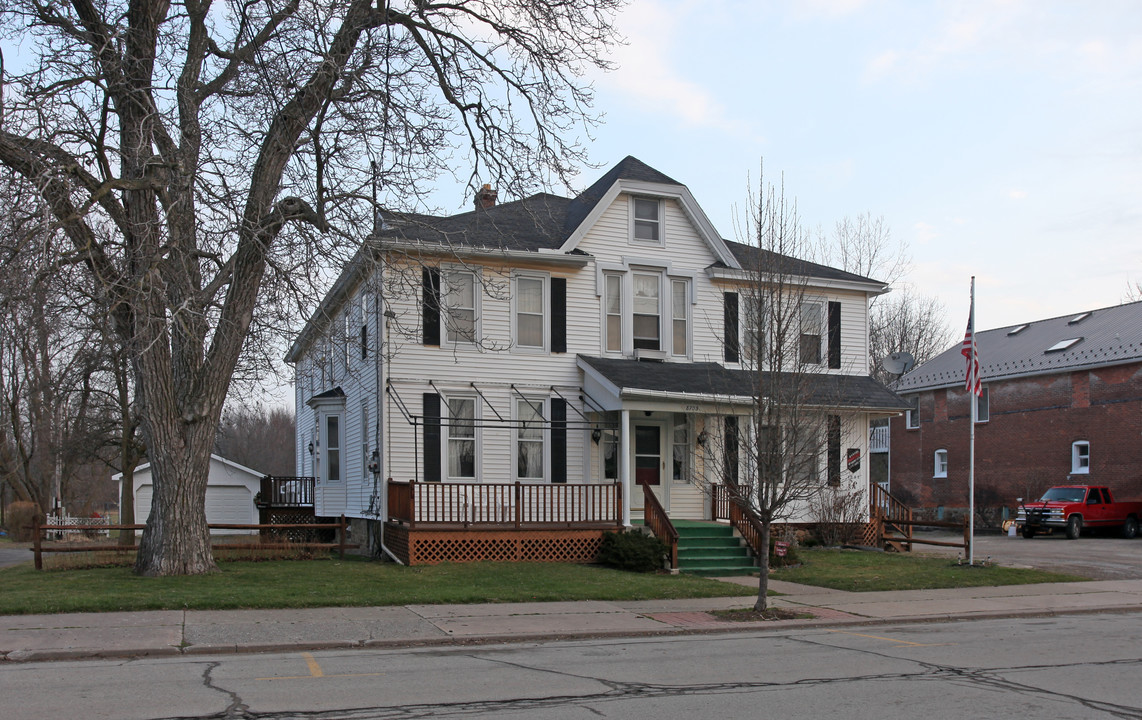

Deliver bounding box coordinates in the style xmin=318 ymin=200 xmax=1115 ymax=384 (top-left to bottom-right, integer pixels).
xmin=0 ymin=0 xmax=623 ymax=575
xmin=695 ymin=174 xmax=838 ymax=612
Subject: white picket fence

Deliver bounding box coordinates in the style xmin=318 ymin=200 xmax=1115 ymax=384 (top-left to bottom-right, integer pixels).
xmin=44 ymin=514 xmax=112 ymax=537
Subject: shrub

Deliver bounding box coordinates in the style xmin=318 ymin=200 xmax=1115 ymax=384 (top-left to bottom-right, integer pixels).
xmin=596 ymin=530 xmax=667 ymax=573
xmin=769 ymin=536 xmax=801 ymax=568
xmin=6 ymin=502 xmax=43 ymax=542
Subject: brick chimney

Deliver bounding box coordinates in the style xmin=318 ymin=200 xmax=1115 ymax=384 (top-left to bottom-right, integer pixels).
xmin=475 ymin=183 xmax=497 ymax=209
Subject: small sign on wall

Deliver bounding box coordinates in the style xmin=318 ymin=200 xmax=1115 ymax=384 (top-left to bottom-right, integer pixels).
xmin=847 ymin=448 xmax=861 ymax=473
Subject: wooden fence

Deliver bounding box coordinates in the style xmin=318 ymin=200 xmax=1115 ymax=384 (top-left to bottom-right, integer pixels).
xmin=28 ymin=516 xmax=354 ymax=570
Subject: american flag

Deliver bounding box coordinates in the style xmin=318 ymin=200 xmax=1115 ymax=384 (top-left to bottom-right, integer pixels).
xmin=962 ymin=291 xmax=982 ymax=397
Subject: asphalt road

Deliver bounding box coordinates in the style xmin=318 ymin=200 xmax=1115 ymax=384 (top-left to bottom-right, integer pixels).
xmin=915 ymin=530 xmax=1142 ymax=580
xmin=0 ymin=546 xmax=31 ymax=569
xmin=2 ymin=613 xmax=1141 ymax=719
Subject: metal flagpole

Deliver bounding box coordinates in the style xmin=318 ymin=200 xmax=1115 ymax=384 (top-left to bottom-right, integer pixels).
xmin=967 ymin=278 xmax=976 ymax=565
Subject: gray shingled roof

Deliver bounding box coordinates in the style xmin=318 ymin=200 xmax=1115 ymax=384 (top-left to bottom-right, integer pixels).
xmin=579 ymin=356 xmax=911 ymax=411
xmin=720 ymin=240 xmax=883 ymax=286
xmin=896 ymin=300 xmax=1142 ymax=393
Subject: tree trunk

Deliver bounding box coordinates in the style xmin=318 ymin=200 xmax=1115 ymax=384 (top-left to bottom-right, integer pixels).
xmin=118 ymin=462 xmax=137 ymax=546
xmin=755 ymin=520 xmax=771 ymax=611
xmin=133 ymin=428 xmax=217 ymax=575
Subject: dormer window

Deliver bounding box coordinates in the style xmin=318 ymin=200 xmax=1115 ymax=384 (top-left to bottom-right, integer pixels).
xmin=631 ymin=197 xmax=662 ymax=244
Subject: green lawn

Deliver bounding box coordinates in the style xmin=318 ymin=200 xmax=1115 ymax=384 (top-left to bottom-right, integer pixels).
xmin=772 ymin=548 xmax=1088 ymax=591
xmin=0 ymin=557 xmax=755 ymax=615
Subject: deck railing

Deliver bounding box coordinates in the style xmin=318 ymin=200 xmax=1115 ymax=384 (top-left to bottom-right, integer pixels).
xmin=870 ymin=482 xmax=912 ymax=550
xmin=387 ymin=480 xmax=623 ymax=529
xmin=260 ymin=476 xmax=315 ymax=507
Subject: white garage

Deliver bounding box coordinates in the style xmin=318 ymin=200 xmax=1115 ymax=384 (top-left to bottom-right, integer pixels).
xmin=115 ymin=455 xmax=263 ymax=534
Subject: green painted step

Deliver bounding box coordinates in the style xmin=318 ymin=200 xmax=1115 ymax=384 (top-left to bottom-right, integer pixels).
xmin=672 ymin=521 xmax=758 ymax=577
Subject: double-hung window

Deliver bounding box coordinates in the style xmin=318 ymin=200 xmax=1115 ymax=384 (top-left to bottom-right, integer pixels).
xmin=632 ymin=197 xmax=662 ymax=243
xmin=605 ymin=274 xmax=623 ymax=353
xmin=1072 ymin=441 xmax=1089 ymax=474
xmin=975 ymin=386 xmax=989 ymax=423
xmin=905 ymin=396 xmax=920 ymax=429
xmin=443 ymin=270 xmax=477 ymax=343
xmin=516 ymin=399 xmax=545 ymax=481
xmin=934 ymin=449 xmax=948 ymax=478
xmin=800 ymin=301 xmax=824 ymax=365
xmin=672 ymin=414 xmax=690 ymax=482
xmin=515 ymin=275 xmax=545 ymax=350
xmin=632 ymin=272 xmax=661 ymax=351
xmin=744 ymin=294 xmax=764 ymax=365
xmin=325 ymin=415 xmax=341 ymax=484
xmin=446 ymin=398 xmax=476 ymax=479
xmin=671 ymin=280 xmax=688 ymax=357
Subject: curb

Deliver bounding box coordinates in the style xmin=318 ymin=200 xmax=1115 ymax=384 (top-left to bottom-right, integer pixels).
xmin=4 ymin=603 xmax=1142 ymax=663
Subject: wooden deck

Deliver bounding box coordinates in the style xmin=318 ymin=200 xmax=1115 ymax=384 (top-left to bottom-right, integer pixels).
xmin=384 ymin=480 xmax=623 ymax=565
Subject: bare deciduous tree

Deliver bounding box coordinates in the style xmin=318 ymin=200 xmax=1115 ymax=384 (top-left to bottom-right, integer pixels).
xmin=214 ymin=404 xmax=295 ymax=477
xmin=0 ymin=0 xmax=623 ymax=575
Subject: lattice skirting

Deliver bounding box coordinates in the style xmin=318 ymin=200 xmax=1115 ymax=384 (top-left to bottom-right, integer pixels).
xmin=383 ymin=525 xmax=606 ymax=565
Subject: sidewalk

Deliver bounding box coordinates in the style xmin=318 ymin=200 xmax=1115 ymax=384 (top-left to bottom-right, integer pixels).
xmin=4 ymin=578 xmax=1142 ymax=662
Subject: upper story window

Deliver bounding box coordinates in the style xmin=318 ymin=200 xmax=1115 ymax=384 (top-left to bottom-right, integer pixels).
xmin=975 ymin=386 xmax=989 ymax=423
xmin=443 ymin=269 xmax=477 ymax=343
xmin=799 ymin=301 xmax=824 ymax=365
xmin=632 ymin=272 xmax=661 ymax=351
xmin=934 ymin=449 xmax=948 ymax=478
xmin=905 ymin=396 xmax=919 ymax=429
xmin=743 ymin=295 xmax=764 ymax=365
xmin=631 ymin=197 xmax=662 ymax=244
xmin=514 ymin=274 xmax=546 ymax=350
xmin=1072 ymin=441 xmax=1090 ymax=474
xmin=605 ymin=273 xmax=623 ymax=353
xmin=671 ymin=280 xmax=689 ymax=357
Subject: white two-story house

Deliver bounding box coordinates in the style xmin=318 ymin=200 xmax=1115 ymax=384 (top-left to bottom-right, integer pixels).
xmin=286 ymin=157 xmax=908 ymax=566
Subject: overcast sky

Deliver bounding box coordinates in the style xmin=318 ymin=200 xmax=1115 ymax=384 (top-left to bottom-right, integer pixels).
xmin=550 ymin=0 xmax=1141 ymax=337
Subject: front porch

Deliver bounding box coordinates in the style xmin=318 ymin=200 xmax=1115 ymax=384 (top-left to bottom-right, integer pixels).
xmin=384 ymin=480 xmax=623 ymax=565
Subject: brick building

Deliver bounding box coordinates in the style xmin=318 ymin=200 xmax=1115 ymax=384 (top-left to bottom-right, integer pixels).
xmin=889 ymin=301 xmax=1142 ymax=524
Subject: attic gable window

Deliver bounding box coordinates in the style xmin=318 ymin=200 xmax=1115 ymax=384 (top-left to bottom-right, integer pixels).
xmin=1046 ymin=337 xmax=1082 ymax=353
xmin=631 ymin=197 xmax=663 ymax=245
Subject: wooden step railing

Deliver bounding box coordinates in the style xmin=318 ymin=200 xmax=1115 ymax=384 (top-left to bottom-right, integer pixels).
xmin=870 ymin=483 xmax=913 ymax=551
xmin=642 ymin=484 xmax=678 ymax=570
xmin=712 ymin=483 xmax=765 ymax=563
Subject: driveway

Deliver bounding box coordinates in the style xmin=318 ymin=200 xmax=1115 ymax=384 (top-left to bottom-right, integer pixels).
xmin=914 ymin=530 xmax=1142 ymax=580
xmin=0 ymin=545 xmax=32 ymax=569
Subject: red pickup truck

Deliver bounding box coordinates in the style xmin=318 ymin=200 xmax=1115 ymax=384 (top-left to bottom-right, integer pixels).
xmin=1017 ymin=486 xmax=1142 ymax=539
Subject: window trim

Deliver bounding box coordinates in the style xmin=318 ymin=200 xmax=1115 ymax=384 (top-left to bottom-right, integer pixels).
xmin=444 ymin=395 xmax=479 ymax=481
xmin=1071 ymin=441 xmax=1090 ymax=474
xmin=441 ymin=267 xmax=479 ymax=345
xmin=629 ymin=196 xmax=664 ymax=246
xmin=632 ymin=270 xmax=663 ymax=352
xmin=603 ymin=272 xmax=624 ymax=354
xmin=515 ymin=397 xmax=547 ymax=482
xmin=670 ymin=278 xmax=690 ymax=358
xmin=975 ymin=386 xmax=989 ymax=423
xmin=934 ymin=449 xmax=948 ymax=478
xmin=671 ymin=413 xmax=691 ymax=483
xmin=799 ymin=300 xmax=825 ymax=366
xmin=324 ymin=414 xmax=342 ymax=484
xmin=905 ymin=396 xmax=920 ymax=430
xmin=512 ymin=272 xmax=548 ymax=353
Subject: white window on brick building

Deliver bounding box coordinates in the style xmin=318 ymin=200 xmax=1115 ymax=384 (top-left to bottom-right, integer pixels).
xmin=934 ymin=449 xmax=948 ymax=478
xmin=1071 ymin=441 xmax=1090 ymax=474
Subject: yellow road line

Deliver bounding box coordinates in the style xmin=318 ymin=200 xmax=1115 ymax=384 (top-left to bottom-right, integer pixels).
xmin=302 ymin=652 xmax=325 ymax=677
xmin=824 ymin=629 xmax=950 ymax=647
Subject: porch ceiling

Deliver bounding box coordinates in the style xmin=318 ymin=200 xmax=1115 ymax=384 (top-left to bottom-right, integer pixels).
xmin=577 ymin=355 xmax=912 ymax=413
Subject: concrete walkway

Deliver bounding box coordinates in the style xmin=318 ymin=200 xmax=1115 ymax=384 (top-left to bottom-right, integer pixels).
xmin=4 ymin=577 xmax=1142 ymax=663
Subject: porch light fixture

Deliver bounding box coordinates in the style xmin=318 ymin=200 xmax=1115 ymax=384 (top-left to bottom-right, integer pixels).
xmin=696 ymin=430 xmax=708 ymax=447
xmin=307 ymin=441 xmax=315 ymax=455
xmin=591 ymin=428 xmax=602 ymax=444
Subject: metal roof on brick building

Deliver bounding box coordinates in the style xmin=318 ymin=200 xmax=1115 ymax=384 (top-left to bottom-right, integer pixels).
xmin=896 ymin=300 xmax=1142 ymax=393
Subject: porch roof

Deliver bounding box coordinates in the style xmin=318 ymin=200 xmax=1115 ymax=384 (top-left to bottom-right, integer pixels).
xmin=577 ymin=356 xmax=911 ymax=413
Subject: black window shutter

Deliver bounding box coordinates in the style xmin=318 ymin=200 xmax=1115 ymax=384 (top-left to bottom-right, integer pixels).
xmin=828 ymin=301 xmax=841 ymax=369
xmin=724 ymin=292 xmax=739 ymax=363
xmin=551 ymin=278 xmax=567 ymax=353
xmin=360 ymin=323 xmax=368 ymax=360
xmin=551 ymin=398 xmax=567 ymax=483
xmin=723 ymin=416 xmax=739 ymax=486
xmin=827 ymin=415 xmax=841 ymax=486
xmin=422 ymin=268 xmax=440 ymax=346
xmin=422 ymin=393 xmax=441 ymax=481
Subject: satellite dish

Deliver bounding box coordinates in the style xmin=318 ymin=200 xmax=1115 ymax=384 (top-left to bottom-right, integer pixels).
xmin=879 ymin=351 xmax=916 ymax=376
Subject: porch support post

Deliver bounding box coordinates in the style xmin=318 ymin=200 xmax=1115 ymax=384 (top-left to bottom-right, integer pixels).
xmin=621 ymin=409 xmax=631 ymax=527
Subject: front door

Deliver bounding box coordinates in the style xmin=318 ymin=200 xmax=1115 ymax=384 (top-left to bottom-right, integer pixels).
xmin=633 ymin=423 xmax=668 ymax=513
